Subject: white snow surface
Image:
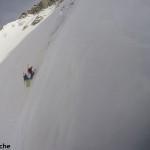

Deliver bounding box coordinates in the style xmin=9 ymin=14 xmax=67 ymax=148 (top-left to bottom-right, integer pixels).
xmin=0 ymin=0 xmax=150 ymax=150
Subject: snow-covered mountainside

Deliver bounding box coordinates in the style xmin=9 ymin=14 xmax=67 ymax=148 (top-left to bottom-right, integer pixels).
xmin=0 ymin=0 xmax=150 ymax=150
xmin=0 ymin=0 xmax=40 ymax=26
xmin=0 ymin=5 xmax=55 ymax=63
xmin=0 ymin=0 xmax=73 ymax=147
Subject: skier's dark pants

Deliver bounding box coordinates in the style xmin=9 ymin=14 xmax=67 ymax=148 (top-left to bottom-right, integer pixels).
xmin=30 ymin=72 xmax=34 ymax=79
xmin=24 ymin=76 xmax=29 ymax=81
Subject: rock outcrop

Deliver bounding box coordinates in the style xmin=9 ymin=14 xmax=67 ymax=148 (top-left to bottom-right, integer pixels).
xmin=31 ymin=16 xmax=43 ymax=25
xmin=18 ymin=0 xmax=59 ymax=21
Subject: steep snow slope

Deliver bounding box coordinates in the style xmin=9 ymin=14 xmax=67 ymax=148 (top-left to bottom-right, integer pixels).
xmin=0 ymin=0 xmax=73 ymax=147
xmin=17 ymin=0 xmax=150 ymax=150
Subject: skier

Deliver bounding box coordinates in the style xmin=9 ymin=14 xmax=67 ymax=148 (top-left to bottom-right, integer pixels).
xmin=27 ymin=66 xmax=35 ymax=79
xmin=23 ymin=65 xmax=36 ymax=87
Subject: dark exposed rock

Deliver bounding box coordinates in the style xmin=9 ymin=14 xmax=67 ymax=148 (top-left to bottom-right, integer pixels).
xmin=27 ymin=4 xmax=42 ymax=14
xmin=41 ymin=0 xmax=49 ymax=8
xmin=41 ymin=0 xmax=58 ymax=8
xmin=22 ymin=25 xmax=28 ymax=30
xmin=48 ymin=0 xmax=57 ymax=6
xmin=18 ymin=0 xmax=59 ymax=20
xmin=31 ymin=16 xmax=43 ymax=25
xmin=19 ymin=12 xmax=28 ymax=19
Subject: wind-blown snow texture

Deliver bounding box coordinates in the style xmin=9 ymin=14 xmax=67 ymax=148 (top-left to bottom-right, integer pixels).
xmin=0 ymin=0 xmax=150 ymax=150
